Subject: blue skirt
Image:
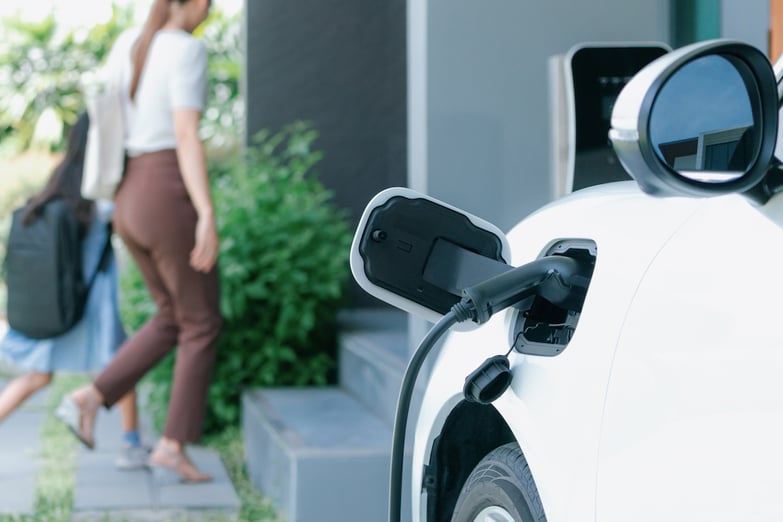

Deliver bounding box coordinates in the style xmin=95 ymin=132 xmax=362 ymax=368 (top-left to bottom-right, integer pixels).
xmin=0 ymin=215 xmax=127 ymax=373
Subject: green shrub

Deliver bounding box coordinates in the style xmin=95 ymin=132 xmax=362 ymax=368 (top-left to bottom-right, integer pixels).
xmin=0 ymin=4 xmax=240 ymax=153
xmin=120 ymin=122 xmax=353 ymax=434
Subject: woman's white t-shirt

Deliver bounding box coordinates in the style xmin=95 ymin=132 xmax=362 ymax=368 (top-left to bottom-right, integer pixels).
xmin=109 ymin=28 xmax=208 ymax=157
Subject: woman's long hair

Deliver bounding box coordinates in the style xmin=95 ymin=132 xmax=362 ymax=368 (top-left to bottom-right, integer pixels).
xmin=130 ymin=0 xmax=171 ymax=101
xmin=21 ymin=113 xmax=94 ymax=231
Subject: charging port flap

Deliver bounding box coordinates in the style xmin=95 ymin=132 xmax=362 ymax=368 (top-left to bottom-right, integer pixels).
xmin=350 ymin=187 xmax=512 ymax=329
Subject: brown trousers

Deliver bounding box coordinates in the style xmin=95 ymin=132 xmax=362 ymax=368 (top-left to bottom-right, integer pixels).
xmin=94 ymin=150 xmax=222 ymax=443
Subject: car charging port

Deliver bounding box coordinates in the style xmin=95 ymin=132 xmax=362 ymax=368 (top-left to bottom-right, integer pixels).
xmin=508 ymin=239 xmax=596 ymax=356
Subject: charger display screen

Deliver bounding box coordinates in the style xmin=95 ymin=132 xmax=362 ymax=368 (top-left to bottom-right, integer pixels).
xmin=570 ymin=45 xmax=669 ymax=190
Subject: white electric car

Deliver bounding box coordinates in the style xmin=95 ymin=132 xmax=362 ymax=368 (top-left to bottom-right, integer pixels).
xmin=352 ymin=39 xmax=783 ymax=522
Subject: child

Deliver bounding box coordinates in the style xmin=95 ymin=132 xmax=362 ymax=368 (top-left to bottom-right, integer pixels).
xmin=0 ymin=113 xmax=147 ymax=470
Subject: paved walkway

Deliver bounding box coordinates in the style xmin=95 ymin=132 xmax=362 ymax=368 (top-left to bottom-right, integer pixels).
xmin=0 ymin=379 xmax=241 ymax=521
xmin=0 ymin=382 xmax=45 ymax=517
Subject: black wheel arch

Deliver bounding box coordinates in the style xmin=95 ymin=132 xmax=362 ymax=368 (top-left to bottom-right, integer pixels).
xmin=422 ymin=400 xmax=516 ymax=522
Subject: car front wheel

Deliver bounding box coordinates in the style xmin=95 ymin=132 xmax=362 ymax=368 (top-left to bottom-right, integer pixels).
xmin=451 ymin=442 xmax=546 ymax=522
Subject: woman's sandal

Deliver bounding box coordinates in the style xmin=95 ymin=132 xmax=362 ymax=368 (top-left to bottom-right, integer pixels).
xmin=148 ymin=445 xmax=213 ymax=484
xmin=54 ymin=389 xmax=100 ymax=450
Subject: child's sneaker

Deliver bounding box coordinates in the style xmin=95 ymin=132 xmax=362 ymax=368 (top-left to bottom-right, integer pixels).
xmin=115 ymin=445 xmax=151 ymax=471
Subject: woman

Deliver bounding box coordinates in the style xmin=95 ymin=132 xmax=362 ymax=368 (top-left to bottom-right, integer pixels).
xmin=1 ymin=113 xmax=147 ymax=471
xmin=57 ymin=0 xmax=221 ymax=483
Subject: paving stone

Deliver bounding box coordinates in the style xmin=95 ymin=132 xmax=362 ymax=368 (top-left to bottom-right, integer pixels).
xmin=0 ymin=350 xmax=242 ymax=520
xmin=0 ymin=455 xmax=38 ymax=517
xmin=73 ymin=407 xmax=240 ymax=520
xmin=0 ymin=382 xmax=46 ymax=517
xmin=155 ymin=447 xmax=240 ymax=512
xmin=75 ymin=453 xmax=153 ymax=510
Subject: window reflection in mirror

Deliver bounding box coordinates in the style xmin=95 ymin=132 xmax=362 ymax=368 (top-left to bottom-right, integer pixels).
xmin=648 ymin=55 xmax=758 ymax=183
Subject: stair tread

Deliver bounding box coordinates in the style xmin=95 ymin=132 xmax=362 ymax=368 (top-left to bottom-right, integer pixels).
xmin=338 ymin=308 xmax=409 ymax=363
xmin=244 ymin=387 xmax=391 ymax=453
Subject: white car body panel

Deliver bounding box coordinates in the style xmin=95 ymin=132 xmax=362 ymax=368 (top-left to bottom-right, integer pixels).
xmin=412 ymin=181 xmax=783 ymax=521
xmin=598 ymin=193 xmax=783 ymax=521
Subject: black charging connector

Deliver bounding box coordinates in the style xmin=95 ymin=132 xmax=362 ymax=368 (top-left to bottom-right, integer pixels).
xmin=460 ymin=255 xmax=583 ymax=324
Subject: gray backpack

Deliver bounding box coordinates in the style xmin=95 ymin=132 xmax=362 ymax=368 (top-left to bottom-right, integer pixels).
xmin=4 ymin=199 xmax=109 ymax=339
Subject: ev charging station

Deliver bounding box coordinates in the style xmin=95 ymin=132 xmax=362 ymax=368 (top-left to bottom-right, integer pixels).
xmin=549 ymin=43 xmax=670 ymax=198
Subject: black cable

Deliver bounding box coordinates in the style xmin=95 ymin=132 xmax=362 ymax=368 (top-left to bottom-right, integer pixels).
xmin=389 ymin=309 xmax=462 ymax=522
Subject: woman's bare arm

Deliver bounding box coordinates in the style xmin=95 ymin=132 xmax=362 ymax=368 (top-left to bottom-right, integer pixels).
xmin=174 ymin=108 xmax=218 ymax=272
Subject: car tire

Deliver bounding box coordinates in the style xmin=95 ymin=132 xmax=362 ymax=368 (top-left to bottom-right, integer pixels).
xmin=451 ymin=442 xmax=547 ymax=522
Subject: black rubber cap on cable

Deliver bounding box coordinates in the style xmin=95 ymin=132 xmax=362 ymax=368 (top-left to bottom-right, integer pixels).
xmin=463 ymin=355 xmax=512 ymax=404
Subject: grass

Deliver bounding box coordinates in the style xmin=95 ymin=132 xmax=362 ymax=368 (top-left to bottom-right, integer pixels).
xmin=30 ymin=374 xmax=84 ymax=520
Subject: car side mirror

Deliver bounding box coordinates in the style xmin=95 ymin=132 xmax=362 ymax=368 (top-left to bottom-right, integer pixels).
xmin=350 ymin=188 xmax=511 ymax=329
xmin=609 ymin=39 xmax=779 ymax=203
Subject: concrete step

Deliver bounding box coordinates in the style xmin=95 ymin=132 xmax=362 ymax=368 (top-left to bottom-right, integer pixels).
xmin=337 ymin=308 xmax=409 ymax=426
xmin=242 ymin=387 xmax=403 ymax=522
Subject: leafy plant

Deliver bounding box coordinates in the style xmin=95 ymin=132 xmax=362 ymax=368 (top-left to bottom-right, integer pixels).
xmin=120 ymin=122 xmax=353 ymax=433
xmin=0 ymin=5 xmax=133 ymax=152
xmin=0 ymin=3 xmax=242 ymax=153
xmin=197 ymin=8 xmax=243 ymax=151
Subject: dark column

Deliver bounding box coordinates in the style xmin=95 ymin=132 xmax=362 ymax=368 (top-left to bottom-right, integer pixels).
xmin=244 ymin=0 xmax=407 ymax=306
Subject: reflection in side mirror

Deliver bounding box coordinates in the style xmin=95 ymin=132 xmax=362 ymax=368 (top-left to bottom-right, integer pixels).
xmin=648 ymin=55 xmax=758 ymax=183
xmin=610 ymin=40 xmax=778 ymax=200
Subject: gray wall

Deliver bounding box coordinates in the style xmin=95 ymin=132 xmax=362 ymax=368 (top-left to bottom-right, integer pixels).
xmin=412 ymin=0 xmax=771 ymax=233
xmin=241 ymin=0 xmax=770 ymax=310
xmin=243 ymin=0 xmax=407 ymax=307
xmin=721 ymin=0 xmax=769 ymax=51
xmin=243 ymin=0 xmax=407 ymax=226
xmin=411 ymin=1 xmax=671 ymax=233
xmin=404 ymin=0 xmax=772 ymax=348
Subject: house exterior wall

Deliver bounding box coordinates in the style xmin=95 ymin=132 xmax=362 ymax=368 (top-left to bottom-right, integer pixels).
xmin=242 ymin=1 xmax=769 ymax=307
xmin=243 ymin=0 xmax=407 ymax=227
xmin=243 ymin=0 xmax=407 ymax=307
xmin=721 ymin=0 xmax=768 ymax=52
xmin=410 ymin=1 xmax=768 ymax=233
xmin=413 ymin=1 xmax=670 ymax=233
